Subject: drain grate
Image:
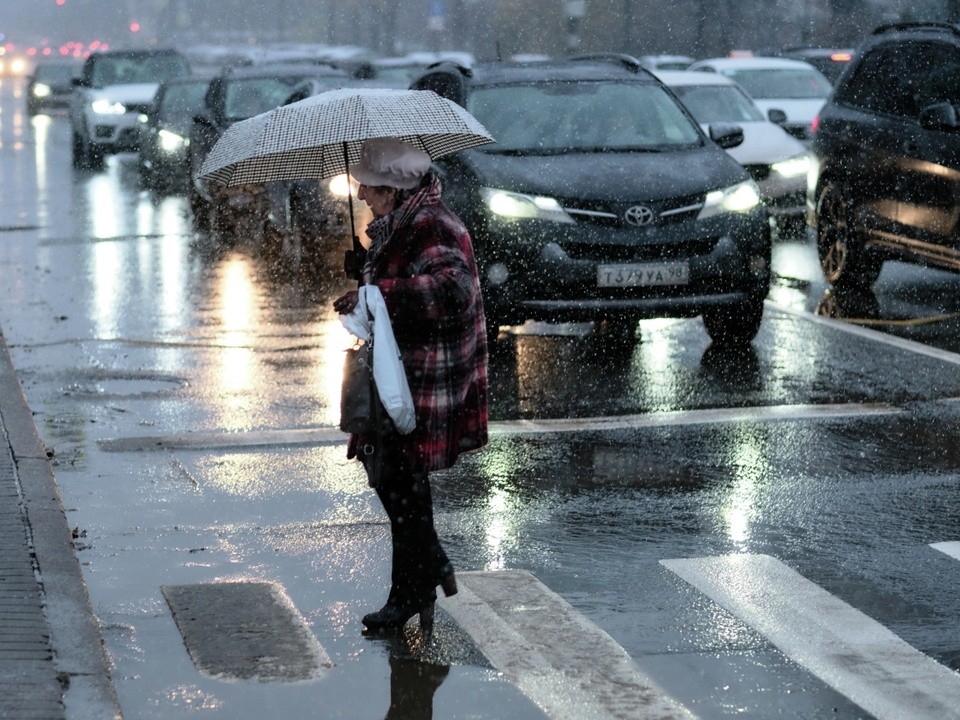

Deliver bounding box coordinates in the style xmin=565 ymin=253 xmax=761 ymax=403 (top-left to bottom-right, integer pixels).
xmin=162 ymin=581 xmax=332 ymax=681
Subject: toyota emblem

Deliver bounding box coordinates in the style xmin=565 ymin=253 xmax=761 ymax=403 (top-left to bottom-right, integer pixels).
xmin=624 ymin=205 xmax=655 ymax=227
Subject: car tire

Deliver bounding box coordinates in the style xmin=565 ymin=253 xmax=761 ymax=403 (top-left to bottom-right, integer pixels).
xmin=71 ymin=131 xmax=89 ymax=169
xmin=816 ymin=184 xmax=882 ymax=288
xmin=702 ymin=298 xmax=764 ymax=346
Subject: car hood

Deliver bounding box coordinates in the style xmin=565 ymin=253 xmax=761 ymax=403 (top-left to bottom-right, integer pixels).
xmin=460 ymin=146 xmax=746 ymax=202
xmin=751 ymin=98 xmax=826 ymax=124
xmin=704 ymin=122 xmax=808 ymax=165
xmin=91 ymin=83 xmax=161 ymax=104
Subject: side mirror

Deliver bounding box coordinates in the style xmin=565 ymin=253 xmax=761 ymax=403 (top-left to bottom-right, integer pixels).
xmin=709 ymin=122 xmax=744 ymax=149
xmin=919 ymin=102 xmax=959 ymax=131
xmin=767 ymin=108 xmax=788 ymax=125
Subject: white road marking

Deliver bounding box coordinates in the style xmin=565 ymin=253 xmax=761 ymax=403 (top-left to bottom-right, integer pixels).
xmin=439 ymin=570 xmax=696 ymax=720
xmin=930 ymin=541 xmax=960 ymax=561
xmin=768 ymin=300 xmax=960 ymax=367
xmin=661 ymin=553 xmax=960 ymax=720
xmin=98 ymin=402 xmax=902 ymax=452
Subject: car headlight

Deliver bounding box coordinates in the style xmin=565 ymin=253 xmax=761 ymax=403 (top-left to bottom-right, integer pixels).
xmin=698 ymin=180 xmax=762 ymax=220
xmin=158 ymin=129 xmax=189 ymax=153
xmin=91 ymin=99 xmax=127 ymax=115
xmin=327 ymin=173 xmax=352 ymax=198
xmin=771 ymin=153 xmax=811 ymax=179
xmin=481 ymin=188 xmax=574 ymax=224
xmin=33 ymin=83 xmax=52 ymax=98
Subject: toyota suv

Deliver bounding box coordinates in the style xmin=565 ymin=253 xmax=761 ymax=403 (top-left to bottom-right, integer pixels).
xmin=809 ymin=23 xmax=960 ymax=288
xmin=410 ymin=56 xmax=772 ymax=345
xmin=69 ymin=48 xmax=191 ymax=169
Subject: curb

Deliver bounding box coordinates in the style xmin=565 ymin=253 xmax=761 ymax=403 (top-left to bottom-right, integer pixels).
xmin=0 ymin=329 xmax=122 ymax=719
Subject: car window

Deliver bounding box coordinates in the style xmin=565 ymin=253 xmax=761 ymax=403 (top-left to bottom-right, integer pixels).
xmin=158 ymin=82 xmax=209 ymax=121
xmin=671 ymin=85 xmax=764 ymax=123
xmin=835 ymin=41 xmax=958 ymax=118
xmin=224 ymin=77 xmax=315 ymax=120
xmin=466 ymin=80 xmax=702 ymax=153
xmin=34 ymin=63 xmax=79 ymax=83
xmin=724 ymin=68 xmax=832 ymax=99
xmin=90 ymin=54 xmax=190 ymax=88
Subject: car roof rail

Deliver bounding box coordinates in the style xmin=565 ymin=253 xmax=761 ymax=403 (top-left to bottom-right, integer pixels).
xmin=567 ymin=52 xmax=645 ymax=73
xmin=871 ymin=21 xmax=960 ymax=38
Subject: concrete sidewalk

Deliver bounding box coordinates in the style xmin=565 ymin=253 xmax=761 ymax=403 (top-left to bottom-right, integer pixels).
xmin=0 ymin=330 xmax=120 ymax=719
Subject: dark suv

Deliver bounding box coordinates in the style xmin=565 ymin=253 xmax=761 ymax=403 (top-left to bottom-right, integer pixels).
xmin=411 ymin=57 xmax=772 ymax=344
xmin=810 ymin=23 xmax=960 ymax=288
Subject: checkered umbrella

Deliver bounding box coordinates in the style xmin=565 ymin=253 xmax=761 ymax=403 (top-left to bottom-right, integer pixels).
xmin=197 ymin=87 xmax=495 ymax=186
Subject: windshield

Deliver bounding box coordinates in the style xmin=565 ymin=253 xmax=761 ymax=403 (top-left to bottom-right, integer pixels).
xmin=159 ymin=82 xmax=209 ymax=121
xmin=90 ymin=54 xmax=190 ymax=88
xmin=224 ymin=77 xmax=317 ymax=120
xmin=672 ymin=84 xmax=764 ymax=123
xmin=724 ymin=68 xmax=832 ymax=99
xmin=467 ymin=80 xmax=702 ymax=153
xmin=34 ymin=63 xmax=79 ymax=83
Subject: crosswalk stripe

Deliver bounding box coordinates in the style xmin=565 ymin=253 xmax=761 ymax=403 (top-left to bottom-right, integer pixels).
xmin=438 ymin=570 xmax=696 ymax=720
xmin=661 ymin=553 xmax=960 ymax=720
xmin=930 ymin=541 xmax=960 ymax=561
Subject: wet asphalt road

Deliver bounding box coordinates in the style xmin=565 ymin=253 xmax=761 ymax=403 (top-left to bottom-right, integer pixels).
xmin=4 ymin=79 xmax=960 ymax=719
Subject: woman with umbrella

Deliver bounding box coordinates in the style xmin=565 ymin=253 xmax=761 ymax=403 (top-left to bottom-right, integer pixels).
xmin=333 ymin=137 xmax=489 ymax=636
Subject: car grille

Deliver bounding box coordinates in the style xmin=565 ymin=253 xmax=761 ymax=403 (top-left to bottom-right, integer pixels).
xmin=561 ymin=237 xmax=719 ymax=262
xmin=744 ymin=164 xmax=771 ymax=182
xmin=561 ymin=193 xmax=704 ymax=229
xmin=128 ymin=103 xmax=153 ymax=115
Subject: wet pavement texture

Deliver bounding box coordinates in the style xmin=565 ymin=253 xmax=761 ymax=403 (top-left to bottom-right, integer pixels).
xmin=4 ymin=81 xmax=960 ymax=718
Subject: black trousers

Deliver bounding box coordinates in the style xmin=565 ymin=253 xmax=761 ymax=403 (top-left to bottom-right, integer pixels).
xmin=367 ymin=444 xmax=449 ymax=610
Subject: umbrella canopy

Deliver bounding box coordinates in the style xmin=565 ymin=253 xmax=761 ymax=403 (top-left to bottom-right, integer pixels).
xmin=197 ymin=87 xmax=495 ymax=187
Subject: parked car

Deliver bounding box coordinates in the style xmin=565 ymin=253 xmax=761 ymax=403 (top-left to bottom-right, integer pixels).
xmin=809 ymin=22 xmax=960 ymax=288
xmin=69 ymin=48 xmax=192 ymax=169
xmin=26 ymin=60 xmax=82 ymax=115
xmin=656 ymin=70 xmax=810 ymax=239
xmin=411 ymin=56 xmax=772 ymax=345
xmin=189 ymin=63 xmax=350 ymax=242
xmin=137 ymin=76 xmax=213 ymax=192
xmin=637 ymin=54 xmax=694 ymax=71
xmin=780 ymin=47 xmax=856 ymax=84
xmin=688 ymin=56 xmax=833 ymax=142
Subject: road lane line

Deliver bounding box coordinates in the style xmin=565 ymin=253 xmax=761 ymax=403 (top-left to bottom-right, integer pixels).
xmin=98 ymin=402 xmax=903 ymax=452
xmin=930 ymin=541 xmax=960 ymax=561
xmin=661 ymin=553 xmax=960 ymax=720
xmin=768 ymin=301 xmax=960 ymax=367
xmin=438 ymin=570 xmax=696 ymax=720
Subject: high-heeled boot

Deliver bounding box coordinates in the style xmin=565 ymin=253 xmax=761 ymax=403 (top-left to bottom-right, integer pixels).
xmin=362 ymin=601 xmax=436 ymax=635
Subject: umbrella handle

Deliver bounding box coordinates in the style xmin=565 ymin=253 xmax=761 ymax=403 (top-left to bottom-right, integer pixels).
xmin=341 ymin=140 xmax=366 ymax=285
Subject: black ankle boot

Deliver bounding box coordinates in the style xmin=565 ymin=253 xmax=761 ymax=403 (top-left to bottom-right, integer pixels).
xmin=362 ymin=601 xmax=435 ymax=634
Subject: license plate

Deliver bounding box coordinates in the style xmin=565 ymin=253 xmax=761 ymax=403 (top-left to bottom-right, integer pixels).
xmin=597 ymin=262 xmax=690 ymax=287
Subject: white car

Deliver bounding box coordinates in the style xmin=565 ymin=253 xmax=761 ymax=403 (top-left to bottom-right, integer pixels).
xmin=686 ymin=56 xmax=833 ymax=143
xmin=69 ymin=49 xmax=191 ymax=169
xmin=657 ymin=70 xmax=810 ymax=238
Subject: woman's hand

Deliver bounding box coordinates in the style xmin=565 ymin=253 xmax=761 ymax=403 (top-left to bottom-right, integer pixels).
xmin=333 ymin=290 xmax=359 ymax=314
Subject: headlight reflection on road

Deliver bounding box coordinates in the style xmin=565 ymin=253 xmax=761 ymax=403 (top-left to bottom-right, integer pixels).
xmin=215 ymin=256 xmax=258 ymax=429
xmin=719 ymin=426 xmax=770 ymax=547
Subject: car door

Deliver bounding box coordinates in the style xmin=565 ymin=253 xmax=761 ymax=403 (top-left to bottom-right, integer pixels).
xmin=896 ymin=41 xmax=960 ymax=259
xmin=829 ymin=43 xmax=925 ymax=245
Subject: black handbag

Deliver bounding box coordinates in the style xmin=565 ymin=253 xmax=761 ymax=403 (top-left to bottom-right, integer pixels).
xmin=339 ymin=340 xmax=378 ymax=434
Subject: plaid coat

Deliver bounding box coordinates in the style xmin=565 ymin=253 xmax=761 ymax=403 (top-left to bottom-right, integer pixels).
xmin=348 ymin=175 xmax=489 ymax=471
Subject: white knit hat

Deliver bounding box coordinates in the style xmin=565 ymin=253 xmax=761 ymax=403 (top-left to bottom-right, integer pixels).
xmin=351 ymin=137 xmax=431 ymax=190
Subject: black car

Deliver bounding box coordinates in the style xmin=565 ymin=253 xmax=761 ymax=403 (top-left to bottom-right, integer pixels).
xmin=411 ymin=57 xmax=772 ymax=344
xmin=26 ymin=60 xmax=81 ymax=115
xmin=137 ymin=76 xmax=212 ymax=191
xmin=809 ymin=22 xmax=960 ymax=288
xmin=780 ymin=47 xmax=856 ymax=85
xmin=189 ymin=63 xmax=349 ymax=239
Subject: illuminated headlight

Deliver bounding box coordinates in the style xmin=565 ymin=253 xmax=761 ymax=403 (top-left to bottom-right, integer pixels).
xmin=771 ymin=153 xmax=811 ymax=179
xmin=698 ymin=180 xmax=762 ymax=220
xmin=481 ymin=187 xmax=574 ymax=224
xmin=10 ymin=58 xmax=27 ymax=75
xmin=327 ymin=173 xmax=351 ymax=198
xmin=33 ymin=83 xmax=52 ymax=98
xmin=158 ymin=129 xmax=188 ymax=153
xmin=91 ymin=99 xmax=127 ymax=115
